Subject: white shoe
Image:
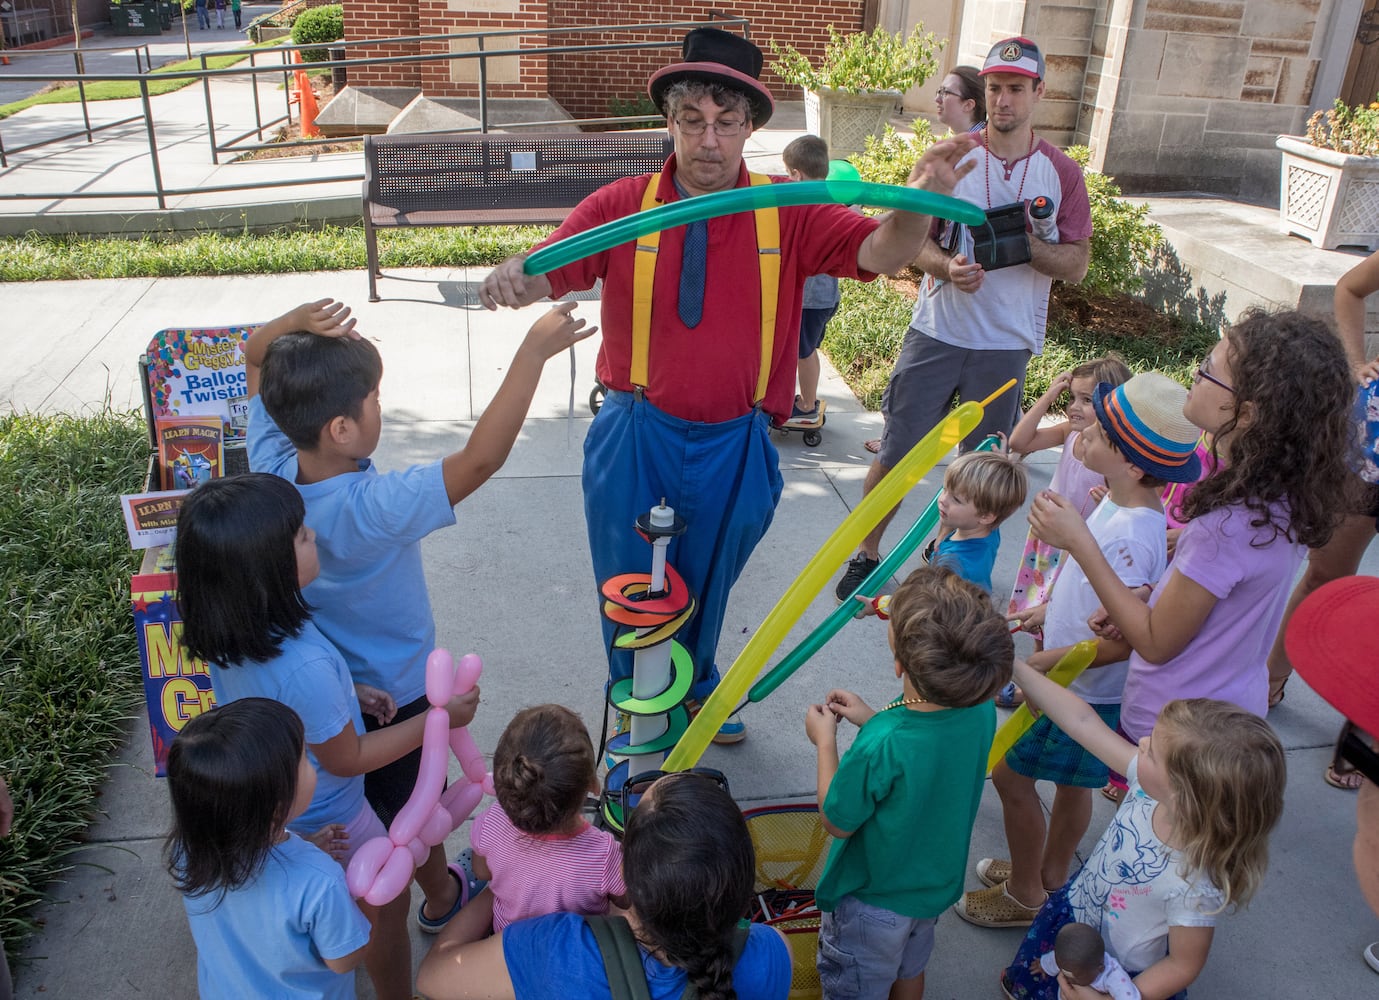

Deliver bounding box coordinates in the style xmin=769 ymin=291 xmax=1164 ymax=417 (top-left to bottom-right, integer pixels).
xmin=1364 ymin=942 xmax=1379 ymax=974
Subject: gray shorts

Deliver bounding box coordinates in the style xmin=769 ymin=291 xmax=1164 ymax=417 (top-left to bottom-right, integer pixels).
xmin=817 ymin=895 xmax=937 ymax=999
xmin=878 ymin=329 xmax=1030 ymax=468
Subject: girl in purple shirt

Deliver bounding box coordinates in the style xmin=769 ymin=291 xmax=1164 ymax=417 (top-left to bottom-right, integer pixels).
xmin=1029 ymin=309 xmax=1354 ymax=739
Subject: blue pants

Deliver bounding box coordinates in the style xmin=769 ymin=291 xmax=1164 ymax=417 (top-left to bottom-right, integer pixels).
xmin=583 ymin=391 xmax=784 ymax=701
xmin=195 ymin=0 xmax=209 ymax=28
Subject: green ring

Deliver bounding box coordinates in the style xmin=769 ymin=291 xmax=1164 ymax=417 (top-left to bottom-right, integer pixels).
xmin=609 ymin=704 xmax=690 ymax=757
xmin=607 ymin=642 xmax=693 ymax=715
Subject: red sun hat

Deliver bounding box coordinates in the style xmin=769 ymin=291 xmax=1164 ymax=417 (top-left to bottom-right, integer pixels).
xmin=648 ymin=27 xmax=775 ymax=128
xmin=1285 ymin=575 xmax=1379 ymax=736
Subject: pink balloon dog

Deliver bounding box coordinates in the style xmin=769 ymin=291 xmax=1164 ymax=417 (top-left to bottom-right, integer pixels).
xmin=346 ymin=648 xmax=494 ymax=906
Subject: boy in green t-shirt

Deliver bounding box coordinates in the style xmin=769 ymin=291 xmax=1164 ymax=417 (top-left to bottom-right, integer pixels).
xmin=805 ymin=564 xmax=1013 ymax=1000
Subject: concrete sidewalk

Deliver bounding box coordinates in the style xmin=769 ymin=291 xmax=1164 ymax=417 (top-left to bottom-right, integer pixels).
xmin=2 ymin=269 xmax=1377 ymax=998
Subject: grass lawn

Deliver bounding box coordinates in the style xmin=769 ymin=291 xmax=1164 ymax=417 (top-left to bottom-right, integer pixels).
xmin=0 ymin=410 xmax=148 ymax=962
xmin=0 ymin=45 xmax=266 ymax=120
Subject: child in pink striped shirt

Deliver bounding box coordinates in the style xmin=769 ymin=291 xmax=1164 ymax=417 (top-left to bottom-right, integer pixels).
xmin=446 ymin=705 xmax=628 ymax=943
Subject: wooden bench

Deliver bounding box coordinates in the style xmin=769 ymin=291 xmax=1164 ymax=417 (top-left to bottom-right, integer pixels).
xmin=363 ymin=130 xmax=675 ymax=301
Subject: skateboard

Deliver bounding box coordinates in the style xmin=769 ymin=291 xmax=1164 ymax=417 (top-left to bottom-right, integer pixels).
xmin=776 ymin=399 xmax=827 ymax=447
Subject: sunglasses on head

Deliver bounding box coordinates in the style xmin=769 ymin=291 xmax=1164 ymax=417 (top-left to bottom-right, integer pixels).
xmin=620 ymin=767 xmax=730 ymax=816
xmin=1332 ymin=722 xmax=1379 ymax=787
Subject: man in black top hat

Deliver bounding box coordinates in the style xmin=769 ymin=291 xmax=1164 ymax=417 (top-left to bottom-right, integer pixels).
xmin=479 ymin=27 xmax=977 ymax=745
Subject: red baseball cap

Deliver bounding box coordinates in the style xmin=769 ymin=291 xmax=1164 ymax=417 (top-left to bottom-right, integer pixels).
xmin=980 ymin=37 xmax=1045 ymax=80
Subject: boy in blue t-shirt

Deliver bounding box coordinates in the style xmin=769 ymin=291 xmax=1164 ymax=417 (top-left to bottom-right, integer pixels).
xmin=922 ymin=449 xmax=1027 ymax=594
xmin=805 ymin=564 xmax=1012 ymax=1000
xmin=245 ymin=297 xmax=594 ymax=931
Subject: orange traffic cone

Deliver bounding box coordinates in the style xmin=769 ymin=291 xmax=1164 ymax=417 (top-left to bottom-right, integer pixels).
xmin=295 ymin=66 xmax=321 ymax=138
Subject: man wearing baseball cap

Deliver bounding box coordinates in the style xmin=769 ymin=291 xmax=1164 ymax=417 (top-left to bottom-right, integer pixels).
xmin=837 ymin=34 xmax=1093 ymax=604
xmin=479 ymin=28 xmax=979 ymax=745
xmin=1285 ymin=578 xmax=1379 ymax=971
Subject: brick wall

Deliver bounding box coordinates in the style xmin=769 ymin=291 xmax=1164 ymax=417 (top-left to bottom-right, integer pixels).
xmin=343 ymin=1 xmax=867 ymax=109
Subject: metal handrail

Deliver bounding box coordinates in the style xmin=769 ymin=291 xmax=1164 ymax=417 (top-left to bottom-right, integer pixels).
xmin=0 ymin=16 xmax=746 ymax=208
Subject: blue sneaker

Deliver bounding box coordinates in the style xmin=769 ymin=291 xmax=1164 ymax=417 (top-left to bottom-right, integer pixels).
xmin=603 ymin=711 xmax=631 ymax=773
xmin=686 ymin=698 xmax=746 ymax=745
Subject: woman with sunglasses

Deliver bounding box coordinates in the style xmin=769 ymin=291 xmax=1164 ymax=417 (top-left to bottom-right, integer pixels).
xmin=416 ymin=772 xmax=791 ymax=1000
xmin=1285 ymin=576 xmax=1379 ymax=973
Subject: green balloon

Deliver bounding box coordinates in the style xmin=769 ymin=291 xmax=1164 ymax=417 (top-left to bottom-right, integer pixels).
xmin=522 ymin=180 xmax=985 ymax=276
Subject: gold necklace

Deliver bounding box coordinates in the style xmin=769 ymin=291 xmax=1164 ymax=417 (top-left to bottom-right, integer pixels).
xmin=883 ymin=694 xmax=927 ymax=711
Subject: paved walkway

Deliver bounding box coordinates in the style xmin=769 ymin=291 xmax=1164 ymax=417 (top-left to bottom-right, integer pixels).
xmin=2 ymin=29 xmax=1378 ymax=998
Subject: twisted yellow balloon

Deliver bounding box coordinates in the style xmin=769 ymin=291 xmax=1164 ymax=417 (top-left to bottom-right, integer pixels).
xmin=663 ymin=381 xmax=1015 ymax=772
xmin=986 ymin=641 xmax=1099 ymax=774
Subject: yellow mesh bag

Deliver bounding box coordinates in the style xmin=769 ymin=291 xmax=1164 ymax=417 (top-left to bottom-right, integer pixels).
xmin=744 ymin=804 xmax=830 ymax=1000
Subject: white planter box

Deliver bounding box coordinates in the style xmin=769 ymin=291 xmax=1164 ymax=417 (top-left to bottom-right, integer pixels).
xmin=804 ymin=86 xmax=901 ymax=159
xmin=1276 ymin=134 xmax=1379 ymax=251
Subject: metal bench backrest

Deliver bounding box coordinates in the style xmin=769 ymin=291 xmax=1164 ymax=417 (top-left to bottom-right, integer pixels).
xmin=364 ymin=131 xmax=673 ymax=219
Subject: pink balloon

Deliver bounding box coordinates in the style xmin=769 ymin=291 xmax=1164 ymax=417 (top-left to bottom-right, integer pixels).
xmin=346 ymin=836 xmax=394 ymax=898
xmin=439 ymin=780 xmax=485 ymax=827
xmin=390 ymin=708 xmax=452 ymax=844
xmin=345 ymin=648 xmax=495 ymax=905
xmin=364 ymin=845 xmax=418 ymax=907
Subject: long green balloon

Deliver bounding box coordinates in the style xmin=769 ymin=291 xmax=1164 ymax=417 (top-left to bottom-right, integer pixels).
xmin=746 ymin=435 xmax=1002 ymax=705
xmin=522 ymin=180 xmax=986 ymax=276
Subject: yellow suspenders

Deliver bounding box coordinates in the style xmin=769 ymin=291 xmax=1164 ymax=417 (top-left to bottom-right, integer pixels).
xmin=629 ymin=171 xmax=781 ymax=405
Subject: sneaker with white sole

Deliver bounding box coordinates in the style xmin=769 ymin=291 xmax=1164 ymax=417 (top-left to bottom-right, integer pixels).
xmin=603 ymin=711 xmax=632 ymax=773
xmin=975 ymin=857 xmax=1012 ymax=888
xmin=685 ymin=699 xmax=746 ymax=745
xmin=952 ymin=882 xmax=1045 ymax=928
xmin=835 ymin=553 xmax=880 ymax=603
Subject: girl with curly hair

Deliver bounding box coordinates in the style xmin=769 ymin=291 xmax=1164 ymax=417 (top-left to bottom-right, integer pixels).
xmin=1027 ymin=308 xmax=1354 ymax=742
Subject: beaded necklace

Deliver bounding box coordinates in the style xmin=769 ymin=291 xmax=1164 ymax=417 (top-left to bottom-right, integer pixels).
xmin=983 ymin=126 xmax=1036 ymax=209
xmin=881 ymin=694 xmax=927 ymax=712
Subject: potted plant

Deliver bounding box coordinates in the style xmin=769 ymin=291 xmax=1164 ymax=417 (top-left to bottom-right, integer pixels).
xmin=767 ymin=26 xmax=943 ymax=157
xmin=1276 ymin=99 xmax=1379 ymax=251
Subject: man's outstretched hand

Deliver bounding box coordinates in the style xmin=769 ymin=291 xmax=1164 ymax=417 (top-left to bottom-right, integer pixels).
xmin=907 ymin=134 xmax=980 ymax=198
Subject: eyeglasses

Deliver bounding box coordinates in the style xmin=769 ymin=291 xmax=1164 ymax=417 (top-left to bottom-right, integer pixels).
xmin=674 ymin=116 xmax=747 ymax=137
xmin=1193 ymin=359 xmax=1235 ymax=394
xmin=619 ymin=766 xmax=730 ymax=816
xmin=935 ymin=86 xmax=963 ymax=100
xmin=1332 ymin=722 xmax=1379 ymax=787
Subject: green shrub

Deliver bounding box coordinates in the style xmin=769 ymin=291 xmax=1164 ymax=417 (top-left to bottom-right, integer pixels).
xmin=849 ymin=123 xmax=935 ymax=186
xmin=822 ymin=279 xmax=1219 ymax=412
xmin=1067 ymin=146 xmax=1162 ymax=298
xmin=607 ymin=94 xmax=661 ymax=129
xmin=291 ymin=3 xmax=343 ymax=63
xmin=767 ymin=26 xmax=944 ymax=94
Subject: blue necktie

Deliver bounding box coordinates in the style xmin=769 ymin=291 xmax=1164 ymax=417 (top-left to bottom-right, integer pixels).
xmin=678 ymin=217 xmax=706 ymax=328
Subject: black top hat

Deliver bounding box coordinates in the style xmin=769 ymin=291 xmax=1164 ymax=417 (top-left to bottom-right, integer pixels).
xmin=647 ymin=27 xmax=775 ymax=128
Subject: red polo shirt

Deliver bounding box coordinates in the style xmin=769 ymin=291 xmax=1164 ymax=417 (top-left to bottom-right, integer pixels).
xmin=537 ymin=155 xmax=880 ymax=425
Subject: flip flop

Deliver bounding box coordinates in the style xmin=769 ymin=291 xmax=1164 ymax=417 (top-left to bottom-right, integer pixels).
xmin=864 ymin=438 xmax=881 ymax=454
xmin=1325 ymin=763 xmax=1364 ymax=791
xmin=1101 ymin=782 xmax=1126 ymax=804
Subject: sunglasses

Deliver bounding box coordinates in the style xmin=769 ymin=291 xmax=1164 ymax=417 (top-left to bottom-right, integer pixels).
xmin=619 ymin=767 xmax=730 ymax=816
xmin=1333 ymin=722 xmax=1379 ymax=787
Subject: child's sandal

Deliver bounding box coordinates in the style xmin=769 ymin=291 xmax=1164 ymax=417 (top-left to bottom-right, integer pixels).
xmin=417 ymin=848 xmax=488 ymax=934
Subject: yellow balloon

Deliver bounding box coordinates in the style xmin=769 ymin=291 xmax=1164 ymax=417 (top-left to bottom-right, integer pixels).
xmin=664 ymin=390 xmax=1012 ymax=773
xmin=985 ymin=640 xmax=1099 ymax=774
